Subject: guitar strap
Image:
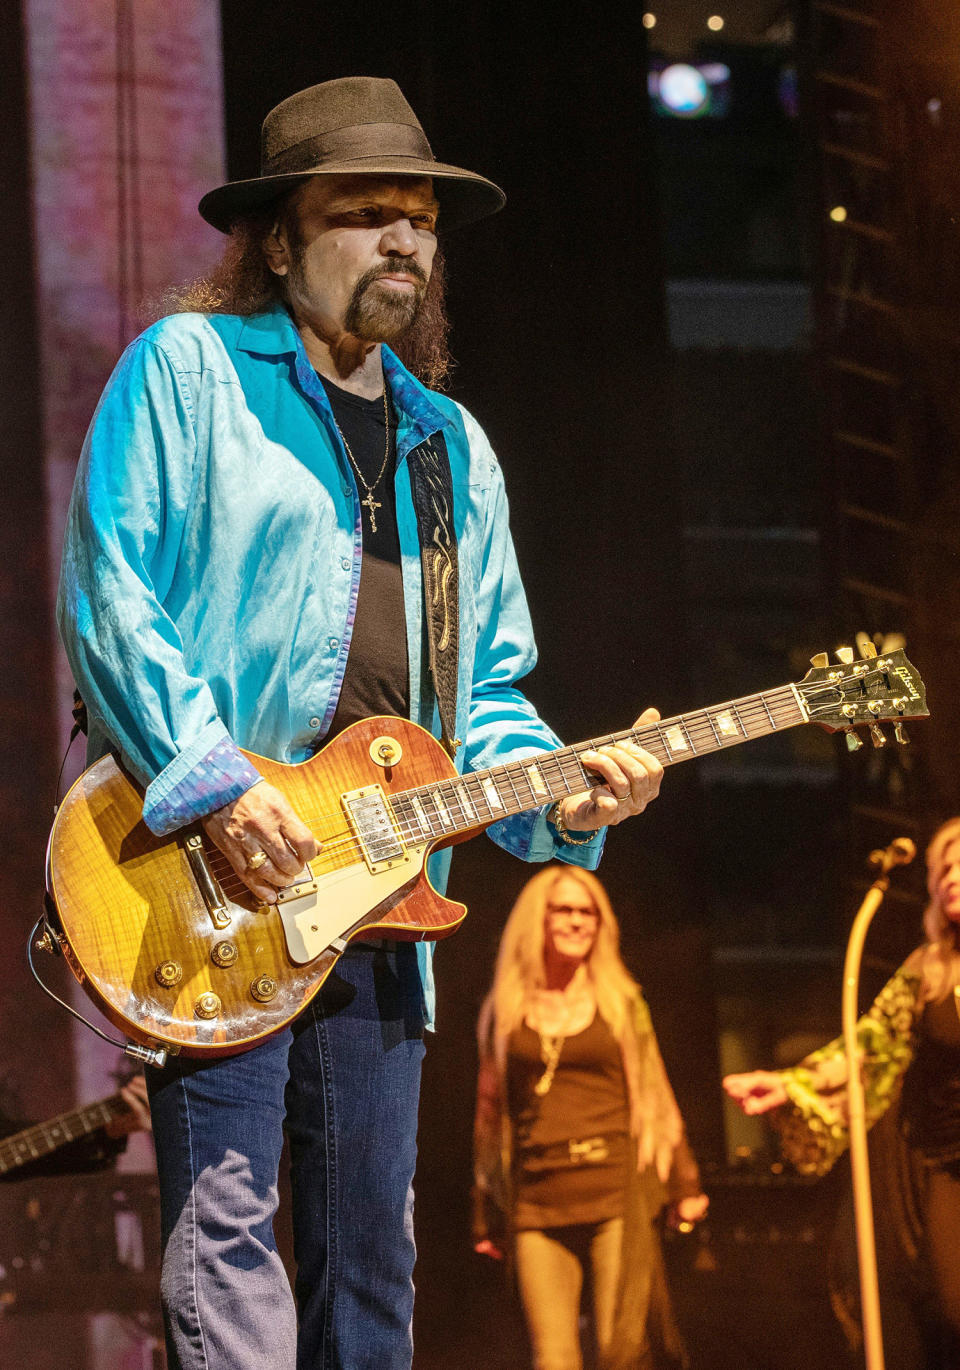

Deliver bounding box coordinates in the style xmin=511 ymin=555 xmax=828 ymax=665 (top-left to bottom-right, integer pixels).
xmin=407 ymin=431 xmax=460 ymax=760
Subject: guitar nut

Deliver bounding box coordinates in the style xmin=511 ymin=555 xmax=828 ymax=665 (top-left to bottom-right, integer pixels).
xmin=155 ymin=960 xmax=183 ymax=988
xmin=210 ymin=941 xmax=239 ymax=968
xmin=194 ymin=992 xmax=221 ymax=1020
xmin=250 ymin=974 xmax=279 ymax=1004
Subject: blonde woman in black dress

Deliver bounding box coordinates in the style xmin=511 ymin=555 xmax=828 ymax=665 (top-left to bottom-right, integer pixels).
xmin=473 ymin=865 xmax=707 ymax=1370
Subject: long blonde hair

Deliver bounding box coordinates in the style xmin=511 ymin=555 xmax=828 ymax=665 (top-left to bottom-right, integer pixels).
xmin=920 ymin=817 xmax=960 ymax=1000
xmin=479 ymin=865 xmax=639 ymax=1051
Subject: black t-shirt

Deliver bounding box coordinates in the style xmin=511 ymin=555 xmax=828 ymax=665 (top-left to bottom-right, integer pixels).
xmin=506 ymin=1012 xmax=631 ymax=1228
xmin=320 ymin=376 xmax=410 ymax=742
xmin=900 ymin=994 xmax=960 ymax=1165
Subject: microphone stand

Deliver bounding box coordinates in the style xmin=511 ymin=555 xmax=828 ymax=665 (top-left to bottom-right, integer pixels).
xmin=842 ymin=836 xmax=916 ymax=1370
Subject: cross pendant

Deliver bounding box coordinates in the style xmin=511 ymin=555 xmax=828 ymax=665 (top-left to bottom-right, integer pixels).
xmin=361 ymin=491 xmax=381 ymax=533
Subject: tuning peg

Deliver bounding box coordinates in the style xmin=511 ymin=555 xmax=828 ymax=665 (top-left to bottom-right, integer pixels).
xmin=845 ymin=730 xmax=864 ymax=752
xmin=809 ymin=652 xmax=829 ymax=669
xmin=856 ymin=634 xmax=878 ymax=659
xmin=869 ymin=723 xmax=886 ymax=748
xmin=894 ymin=722 xmax=910 ymax=746
xmin=835 ymin=646 xmax=855 ymax=664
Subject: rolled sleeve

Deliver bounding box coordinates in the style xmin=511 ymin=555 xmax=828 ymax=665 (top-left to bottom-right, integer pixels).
xmin=142 ymin=722 xmax=263 ymax=835
xmin=487 ymin=799 xmax=605 ymax=868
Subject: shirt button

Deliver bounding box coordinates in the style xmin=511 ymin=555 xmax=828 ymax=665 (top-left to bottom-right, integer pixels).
xmin=340 ymin=558 xmax=351 ymax=571
xmin=341 ymin=481 xmax=352 ymax=496
xmin=328 ymin=637 xmax=339 ymax=650
xmin=309 ymin=716 xmax=321 ymax=729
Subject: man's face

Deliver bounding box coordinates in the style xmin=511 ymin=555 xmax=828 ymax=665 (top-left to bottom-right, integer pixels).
xmin=270 ymin=174 xmax=439 ymax=343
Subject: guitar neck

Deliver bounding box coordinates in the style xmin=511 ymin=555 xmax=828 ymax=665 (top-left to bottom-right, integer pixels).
xmin=0 ymin=1092 xmax=130 ymax=1175
xmin=390 ymin=683 xmax=805 ymax=843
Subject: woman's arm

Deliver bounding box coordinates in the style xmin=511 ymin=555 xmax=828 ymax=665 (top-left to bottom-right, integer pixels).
xmin=723 ymin=953 xmax=926 ymax=1175
xmin=472 ymin=1030 xmax=508 ymax=1259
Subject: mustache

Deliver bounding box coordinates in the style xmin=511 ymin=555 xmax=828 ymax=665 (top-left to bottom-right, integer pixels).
xmin=357 ymin=260 xmax=429 ymax=290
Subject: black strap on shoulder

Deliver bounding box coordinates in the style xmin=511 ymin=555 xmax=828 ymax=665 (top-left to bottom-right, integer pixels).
xmin=407 ymin=431 xmax=460 ymax=759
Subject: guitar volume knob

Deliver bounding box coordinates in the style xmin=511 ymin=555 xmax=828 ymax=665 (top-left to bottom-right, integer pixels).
xmin=250 ymin=974 xmax=279 ymax=1004
xmin=155 ymin=960 xmax=183 ymax=988
xmin=210 ymin=941 xmax=239 ymax=968
xmin=194 ymin=992 xmax=221 ymax=1020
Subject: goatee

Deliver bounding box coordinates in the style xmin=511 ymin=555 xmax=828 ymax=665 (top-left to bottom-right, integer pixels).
xmin=344 ymin=262 xmax=429 ymax=342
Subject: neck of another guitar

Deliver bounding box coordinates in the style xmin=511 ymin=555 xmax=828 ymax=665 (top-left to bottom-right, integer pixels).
xmin=390 ymin=683 xmax=806 ymax=844
xmin=0 ymin=1092 xmax=130 ymax=1175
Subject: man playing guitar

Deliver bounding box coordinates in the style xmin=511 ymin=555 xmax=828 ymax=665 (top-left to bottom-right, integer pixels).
xmin=56 ymin=77 xmax=662 ymax=1370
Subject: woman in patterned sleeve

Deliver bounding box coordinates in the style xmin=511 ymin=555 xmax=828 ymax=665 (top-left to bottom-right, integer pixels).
xmin=724 ymin=817 xmax=960 ymax=1363
xmin=473 ymin=865 xmax=707 ymax=1370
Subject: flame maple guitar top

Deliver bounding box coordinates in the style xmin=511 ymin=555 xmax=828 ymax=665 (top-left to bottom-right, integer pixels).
xmin=48 ymin=717 xmax=470 ymax=1057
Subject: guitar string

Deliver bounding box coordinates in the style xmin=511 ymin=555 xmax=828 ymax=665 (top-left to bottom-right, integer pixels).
xmin=228 ymin=688 xmax=804 ymax=837
xmin=210 ymin=690 xmax=805 ymax=863
xmin=205 ymin=689 xmax=906 ymax=898
xmin=201 ymin=690 xmax=809 ymax=892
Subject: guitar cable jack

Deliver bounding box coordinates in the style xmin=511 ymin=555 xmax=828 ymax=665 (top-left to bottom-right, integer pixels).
xmin=123 ymin=1041 xmax=169 ymax=1069
xmin=27 ymin=910 xmax=169 ymax=1069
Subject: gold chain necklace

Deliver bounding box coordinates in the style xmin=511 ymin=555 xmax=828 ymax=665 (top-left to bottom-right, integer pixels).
xmin=336 ymin=387 xmax=391 ymax=533
xmin=534 ymin=1033 xmax=566 ymax=1096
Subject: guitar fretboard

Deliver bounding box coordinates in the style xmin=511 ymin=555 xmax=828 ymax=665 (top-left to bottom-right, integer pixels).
xmin=0 ymin=1092 xmax=129 ymax=1174
xmin=390 ymin=684 xmax=805 ymax=844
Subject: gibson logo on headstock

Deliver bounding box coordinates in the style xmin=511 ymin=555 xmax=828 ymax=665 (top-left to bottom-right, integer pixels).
xmin=893 ymin=666 xmax=921 ymax=701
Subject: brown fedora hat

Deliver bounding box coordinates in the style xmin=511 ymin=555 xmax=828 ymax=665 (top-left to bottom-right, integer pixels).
xmin=199 ymin=76 xmax=506 ymax=233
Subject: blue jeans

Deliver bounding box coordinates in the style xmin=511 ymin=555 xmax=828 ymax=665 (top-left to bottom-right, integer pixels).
xmin=145 ymin=943 xmax=426 ymax=1370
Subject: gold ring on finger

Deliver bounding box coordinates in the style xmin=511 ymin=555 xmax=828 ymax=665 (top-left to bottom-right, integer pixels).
xmin=246 ymin=850 xmax=268 ymax=872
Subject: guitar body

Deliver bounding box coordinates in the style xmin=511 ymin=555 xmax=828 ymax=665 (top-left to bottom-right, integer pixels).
xmin=48 ymin=717 xmax=469 ymax=1058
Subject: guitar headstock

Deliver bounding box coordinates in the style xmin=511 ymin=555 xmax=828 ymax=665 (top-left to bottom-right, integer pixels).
xmin=797 ymin=642 xmax=928 ymax=749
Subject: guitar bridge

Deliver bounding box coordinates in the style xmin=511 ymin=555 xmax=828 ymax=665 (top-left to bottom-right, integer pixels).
xmin=342 ymin=785 xmax=406 ymax=873
xmin=184 ymin=832 xmax=231 ymax=928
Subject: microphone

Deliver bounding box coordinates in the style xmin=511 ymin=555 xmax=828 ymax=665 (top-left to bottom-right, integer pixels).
xmin=890 ymin=837 xmax=916 ymax=864
xmin=868 ymin=836 xmax=916 ymax=869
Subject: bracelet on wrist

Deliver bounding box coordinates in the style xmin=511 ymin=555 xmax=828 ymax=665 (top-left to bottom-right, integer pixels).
xmin=549 ymin=801 xmax=596 ymax=846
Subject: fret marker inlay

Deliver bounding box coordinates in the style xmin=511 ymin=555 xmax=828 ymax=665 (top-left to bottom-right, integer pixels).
xmin=665 ymin=725 xmax=688 ymax=753
xmin=410 ymin=796 xmax=429 ymax=833
xmin=715 ymin=711 xmax=740 ymax=738
xmin=526 ymin=763 xmax=549 ymax=800
xmin=481 ymin=776 xmax=504 ymax=811
xmin=452 ymin=783 xmax=477 ymax=821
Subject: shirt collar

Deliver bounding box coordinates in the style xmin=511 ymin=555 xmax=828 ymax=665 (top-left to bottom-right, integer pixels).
xmin=235 ymin=301 xmax=301 ymax=356
xmin=235 ymin=301 xmax=451 ymax=446
xmin=381 ymin=347 xmax=451 ymax=443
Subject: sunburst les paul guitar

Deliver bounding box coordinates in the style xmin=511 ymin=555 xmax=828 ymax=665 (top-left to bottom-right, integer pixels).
xmin=43 ymin=645 xmax=927 ymax=1060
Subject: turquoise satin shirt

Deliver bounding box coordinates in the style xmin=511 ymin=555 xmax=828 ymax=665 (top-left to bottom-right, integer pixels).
xmin=57 ymin=302 xmax=603 ymax=1021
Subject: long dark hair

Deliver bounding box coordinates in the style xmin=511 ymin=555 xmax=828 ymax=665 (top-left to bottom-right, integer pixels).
xmin=154 ymin=199 xmax=453 ymax=390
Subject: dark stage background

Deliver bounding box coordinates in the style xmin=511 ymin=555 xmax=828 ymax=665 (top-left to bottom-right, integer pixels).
xmin=3 ymin=0 xmax=960 ymax=1366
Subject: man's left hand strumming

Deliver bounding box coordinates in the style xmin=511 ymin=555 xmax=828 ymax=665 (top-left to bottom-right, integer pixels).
xmin=552 ymin=707 xmax=663 ymax=835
